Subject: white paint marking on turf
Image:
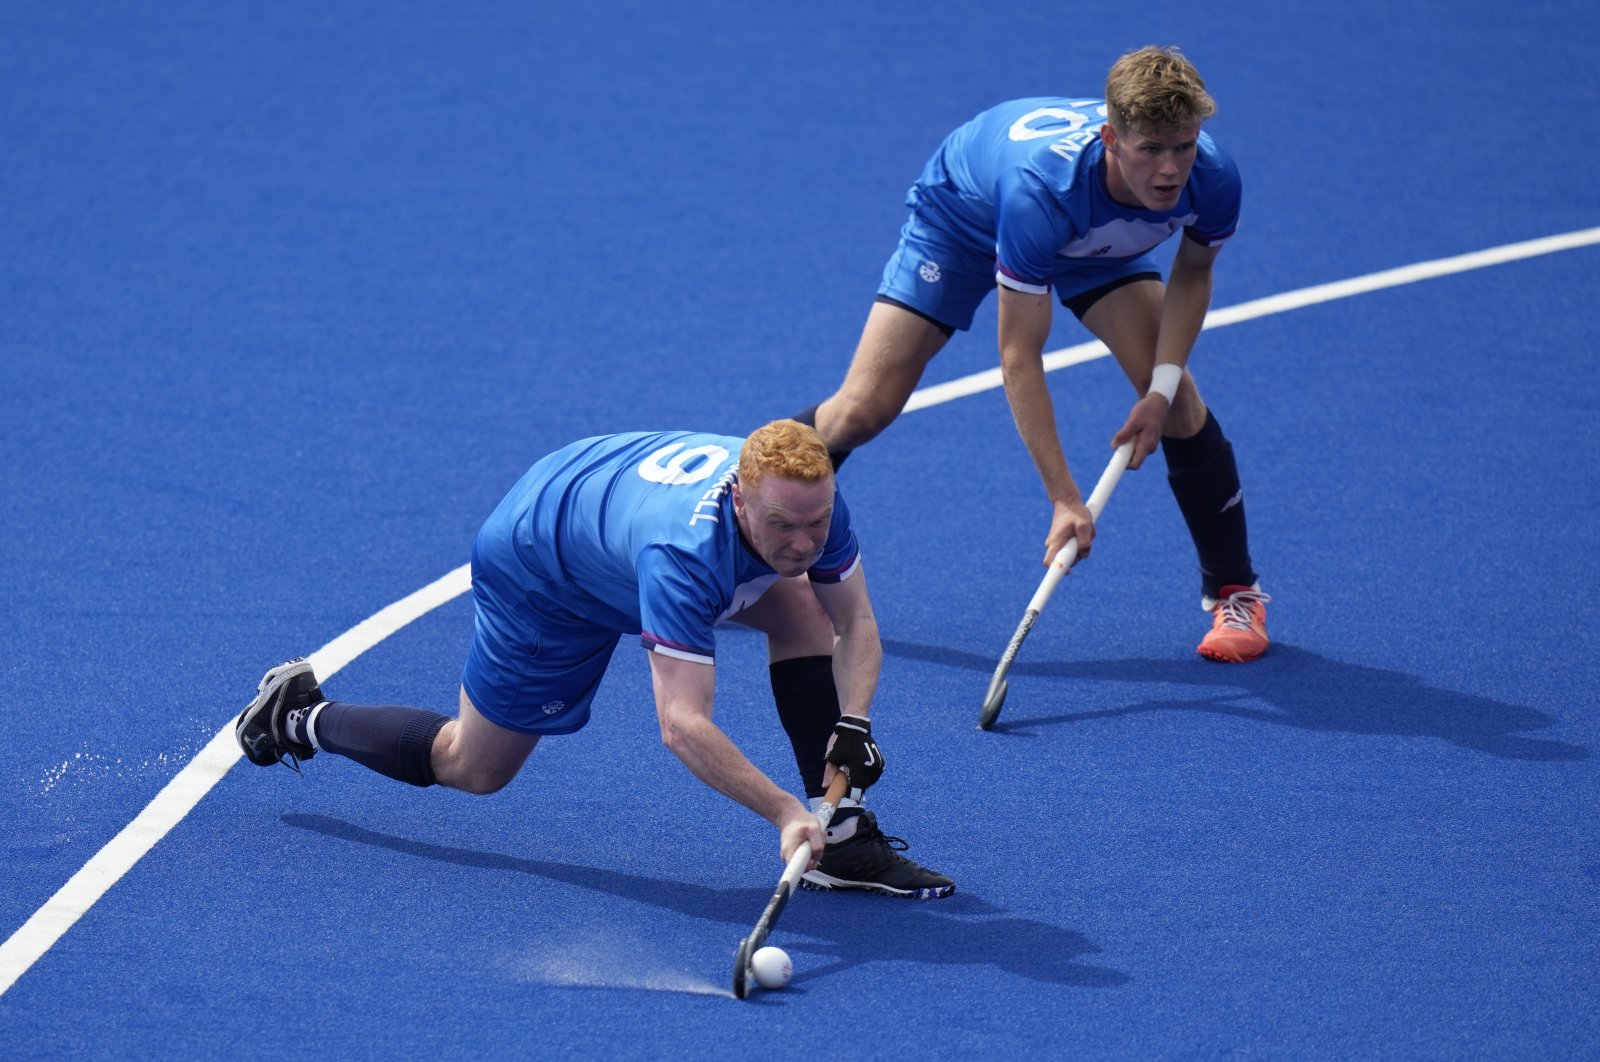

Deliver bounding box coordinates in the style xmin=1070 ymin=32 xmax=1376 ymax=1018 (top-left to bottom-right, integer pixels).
xmin=3 ymin=224 xmax=1598 ymax=998
xmin=0 ymin=564 xmax=471 ymax=997
xmin=902 ymin=225 xmax=1600 ymax=412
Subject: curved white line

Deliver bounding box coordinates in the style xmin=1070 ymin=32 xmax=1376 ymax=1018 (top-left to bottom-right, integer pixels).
xmin=4 ymin=224 xmax=1598 ymax=996
xmin=0 ymin=565 xmax=471 ymax=995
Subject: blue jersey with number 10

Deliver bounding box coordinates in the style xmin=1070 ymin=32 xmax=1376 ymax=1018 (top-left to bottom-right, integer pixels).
xmin=478 ymin=431 xmax=860 ymax=665
xmin=908 ymin=96 xmax=1241 ymax=291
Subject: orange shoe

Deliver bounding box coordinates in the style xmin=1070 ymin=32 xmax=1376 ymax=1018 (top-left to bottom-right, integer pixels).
xmin=1197 ymin=585 xmax=1271 ymax=663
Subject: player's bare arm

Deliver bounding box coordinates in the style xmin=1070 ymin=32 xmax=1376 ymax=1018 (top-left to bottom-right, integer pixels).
xmin=811 ymin=570 xmax=887 ymax=792
xmin=1154 ymin=235 xmax=1220 ymax=436
xmin=647 ymin=651 xmax=824 ymax=866
xmin=810 ymin=569 xmax=881 ymax=722
xmin=997 ymin=284 xmax=1096 ymax=566
xmin=1156 ymin=230 xmax=1220 ymax=371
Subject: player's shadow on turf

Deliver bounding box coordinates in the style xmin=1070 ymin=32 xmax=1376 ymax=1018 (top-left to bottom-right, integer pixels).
xmin=882 ymin=639 xmax=1587 ymax=761
xmin=778 ymin=893 xmax=1130 ymax=990
xmin=283 ymin=814 xmax=1128 ymax=990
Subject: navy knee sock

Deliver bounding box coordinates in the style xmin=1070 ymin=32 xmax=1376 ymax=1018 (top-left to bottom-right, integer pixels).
xmin=769 ymin=656 xmax=840 ymax=799
xmin=296 ymin=702 xmax=451 ymax=788
xmin=1162 ymin=409 xmax=1258 ymax=599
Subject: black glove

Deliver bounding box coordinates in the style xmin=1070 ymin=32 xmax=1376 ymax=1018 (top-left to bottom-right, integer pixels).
xmin=824 ymin=715 xmax=884 ymax=790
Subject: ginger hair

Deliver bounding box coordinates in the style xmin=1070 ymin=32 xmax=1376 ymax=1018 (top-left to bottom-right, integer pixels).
xmin=1105 ymin=46 xmax=1217 ymax=136
xmin=738 ymin=419 xmax=833 ymax=490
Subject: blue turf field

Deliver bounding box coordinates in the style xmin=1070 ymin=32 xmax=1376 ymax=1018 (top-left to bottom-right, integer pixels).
xmin=4 ymin=2 xmax=1599 ymax=1057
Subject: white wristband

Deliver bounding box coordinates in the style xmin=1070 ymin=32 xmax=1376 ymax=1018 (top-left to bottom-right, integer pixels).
xmin=1149 ymin=363 xmax=1183 ymax=403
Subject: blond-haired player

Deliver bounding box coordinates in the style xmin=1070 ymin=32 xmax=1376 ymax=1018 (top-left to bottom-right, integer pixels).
xmin=794 ymin=46 xmax=1270 ymax=662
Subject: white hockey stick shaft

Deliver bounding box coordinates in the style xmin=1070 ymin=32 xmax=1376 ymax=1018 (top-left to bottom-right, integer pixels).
xmin=1025 ymin=441 xmax=1134 ymax=611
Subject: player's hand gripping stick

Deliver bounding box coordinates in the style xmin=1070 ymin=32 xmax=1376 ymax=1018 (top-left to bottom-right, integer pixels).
xmin=824 ymin=714 xmax=883 ymax=791
xmin=731 ymin=771 xmax=851 ymax=999
xmin=979 ymin=441 xmax=1134 ymax=730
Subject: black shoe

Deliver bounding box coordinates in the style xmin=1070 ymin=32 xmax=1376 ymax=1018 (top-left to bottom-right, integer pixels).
xmin=235 ymin=659 xmax=323 ymax=772
xmin=801 ymin=810 xmax=955 ymax=899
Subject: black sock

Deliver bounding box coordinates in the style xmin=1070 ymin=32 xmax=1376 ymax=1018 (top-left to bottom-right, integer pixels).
xmin=788 ymin=405 xmax=852 ymax=471
xmin=1162 ymin=409 xmax=1258 ymax=599
xmin=306 ymin=702 xmax=451 ymax=788
xmin=769 ymin=656 xmax=840 ymax=798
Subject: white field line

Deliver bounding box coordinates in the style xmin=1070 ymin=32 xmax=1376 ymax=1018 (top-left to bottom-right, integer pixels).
xmin=903 ymin=226 xmax=1600 ymax=412
xmin=0 ymin=564 xmax=471 ymax=996
xmin=3 ymin=225 xmax=1598 ymax=997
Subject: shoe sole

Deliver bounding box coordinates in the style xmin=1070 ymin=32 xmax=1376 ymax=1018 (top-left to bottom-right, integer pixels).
xmin=1197 ymin=641 xmax=1268 ymax=663
xmin=234 ymin=660 xmax=313 ymax=766
xmin=799 ymin=872 xmax=955 ymax=900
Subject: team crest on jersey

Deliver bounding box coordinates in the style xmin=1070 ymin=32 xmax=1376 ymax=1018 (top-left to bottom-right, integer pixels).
xmin=919 ymin=260 xmax=942 ymax=283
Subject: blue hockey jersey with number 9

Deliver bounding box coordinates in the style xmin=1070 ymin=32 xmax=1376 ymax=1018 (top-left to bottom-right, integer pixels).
xmin=475 ymin=431 xmax=860 ymax=665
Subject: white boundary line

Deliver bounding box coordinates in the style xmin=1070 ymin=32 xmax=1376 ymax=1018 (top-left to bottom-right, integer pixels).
xmin=3 ymin=225 xmax=1597 ymax=997
xmin=0 ymin=565 xmax=471 ymax=996
xmin=905 ymin=226 xmax=1600 ymax=411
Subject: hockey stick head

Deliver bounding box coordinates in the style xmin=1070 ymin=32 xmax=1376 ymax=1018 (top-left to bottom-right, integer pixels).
xmin=732 ymin=935 xmax=754 ymax=999
xmin=731 ymin=772 xmax=851 ymax=999
xmin=978 ymin=677 xmax=1009 ymax=730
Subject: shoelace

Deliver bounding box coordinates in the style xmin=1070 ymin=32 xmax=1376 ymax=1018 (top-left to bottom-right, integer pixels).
xmin=280 ymin=748 xmax=307 ymax=775
xmin=1215 ymin=589 xmax=1271 ymax=631
xmin=858 ymin=820 xmax=911 ymax=854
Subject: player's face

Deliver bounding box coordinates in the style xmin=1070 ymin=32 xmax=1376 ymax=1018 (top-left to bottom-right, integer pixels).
xmin=1103 ymin=121 xmax=1202 ymax=211
xmin=734 ymin=474 xmax=834 ymax=577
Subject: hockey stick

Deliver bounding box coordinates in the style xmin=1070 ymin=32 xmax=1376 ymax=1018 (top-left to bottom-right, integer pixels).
xmin=732 ymin=771 xmax=851 ymax=999
xmin=979 ymin=441 xmax=1135 ymax=730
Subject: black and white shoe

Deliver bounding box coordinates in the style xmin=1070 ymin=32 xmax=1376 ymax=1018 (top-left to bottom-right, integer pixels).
xmin=802 ymin=810 xmax=955 ymax=899
xmin=235 ymin=659 xmax=323 ymax=772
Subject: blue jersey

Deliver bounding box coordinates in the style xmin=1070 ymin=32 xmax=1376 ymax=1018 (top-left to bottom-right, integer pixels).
xmin=908 ymin=97 xmax=1241 ymax=292
xmin=477 ymin=431 xmax=860 ymax=666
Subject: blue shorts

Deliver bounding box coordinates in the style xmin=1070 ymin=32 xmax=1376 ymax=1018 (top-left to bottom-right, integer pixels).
xmin=878 ymin=208 xmax=1163 ymax=331
xmin=460 ymin=536 xmax=620 ymax=736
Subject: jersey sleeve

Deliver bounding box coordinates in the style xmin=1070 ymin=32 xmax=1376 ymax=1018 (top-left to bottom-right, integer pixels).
xmin=993 ymin=169 xmax=1072 ymax=294
xmin=636 ymin=543 xmax=719 ymax=664
xmin=1183 ymin=141 xmax=1242 ymax=247
xmin=806 ymin=486 xmax=862 ymax=584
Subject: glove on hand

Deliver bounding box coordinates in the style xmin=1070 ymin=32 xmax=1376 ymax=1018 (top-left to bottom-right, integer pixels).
xmin=824 ymin=714 xmax=884 ymax=790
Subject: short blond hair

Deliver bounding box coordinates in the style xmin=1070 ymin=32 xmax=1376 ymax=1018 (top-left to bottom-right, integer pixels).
xmin=739 ymin=419 xmax=833 ymax=490
xmin=1105 ymin=46 xmax=1216 ymax=136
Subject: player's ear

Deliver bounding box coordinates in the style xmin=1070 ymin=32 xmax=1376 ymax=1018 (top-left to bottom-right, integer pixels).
xmin=1100 ymin=122 xmax=1117 ymax=151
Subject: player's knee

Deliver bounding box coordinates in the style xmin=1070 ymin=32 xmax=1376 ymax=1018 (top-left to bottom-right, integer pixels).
xmin=450 ymin=765 xmax=518 ymax=795
xmin=437 ymin=750 xmax=520 ymax=794
xmin=764 ymin=580 xmax=835 ymax=654
xmin=772 ymin=618 xmax=834 ymax=661
xmin=827 ymin=394 xmax=897 ymax=447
